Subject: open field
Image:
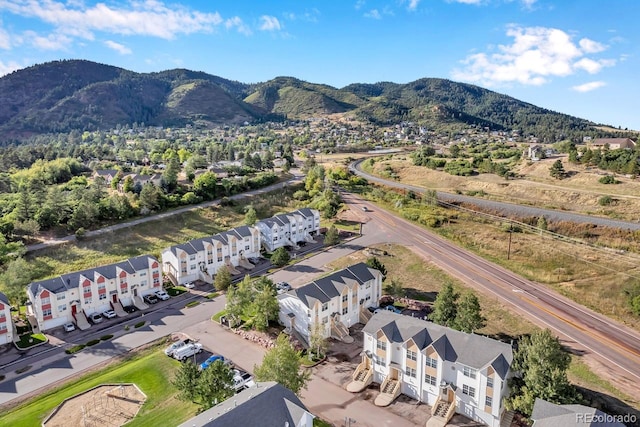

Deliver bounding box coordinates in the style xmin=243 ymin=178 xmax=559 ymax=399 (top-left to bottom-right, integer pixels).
xmin=0 ymin=342 xmax=197 ymax=427
xmin=366 ymin=155 xmax=640 ymax=222
xmin=328 ymin=243 xmax=639 ymax=412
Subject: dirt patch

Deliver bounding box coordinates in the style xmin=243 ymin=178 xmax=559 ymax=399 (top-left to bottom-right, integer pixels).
xmin=44 ymin=384 xmax=146 ymax=427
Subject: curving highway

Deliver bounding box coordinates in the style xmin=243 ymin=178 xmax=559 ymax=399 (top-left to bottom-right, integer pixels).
xmin=340 ymin=190 xmax=640 ymax=399
xmin=350 ymin=159 xmax=640 ymax=231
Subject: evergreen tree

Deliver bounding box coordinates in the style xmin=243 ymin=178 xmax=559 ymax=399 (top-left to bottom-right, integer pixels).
xmin=163 ymin=156 xmax=180 ymax=191
xmin=455 ymin=293 xmax=486 ymax=333
xmin=366 ymin=257 xmax=387 ymax=278
xmin=171 ymin=359 xmax=199 ymax=402
xmin=429 ymin=282 xmax=459 ymax=327
xmin=323 ymin=226 xmax=340 ymax=245
xmin=254 ymin=334 xmax=310 ymax=394
xmin=244 ymin=206 xmax=258 ymax=226
xmin=549 ymin=159 xmax=566 ymax=179
xmin=196 ymin=360 xmax=235 ymax=409
xmin=0 ymin=257 xmax=33 ymax=306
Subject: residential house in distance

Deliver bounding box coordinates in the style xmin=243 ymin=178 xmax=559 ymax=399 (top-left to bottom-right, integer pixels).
xmin=27 ymin=255 xmax=161 ymax=332
xmin=177 ymin=382 xmax=315 ymax=427
xmin=257 ymin=208 xmax=321 ymax=252
xmin=347 ymin=311 xmax=513 ymax=427
xmin=118 ymin=173 xmax=163 ymax=191
xmin=531 ymin=398 xmax=627 ymax=427
xmin=161 ymin=226 xmax=261 ymax=286
xmin=526 ymin=145 xmax=545 ymax=161
xmin=588 ymin=138 xmax=636 ymax=150
xmin=0 ymin=292 xmax=14 ymax=345
xmin=92 ymin=169 xmax=119 ymax=186
xmin=278 ymin=263 xmax=383 ymax=346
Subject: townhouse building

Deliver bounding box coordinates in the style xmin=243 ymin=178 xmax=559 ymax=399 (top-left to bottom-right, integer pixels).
xmin=0 ymin=292 xmax=14 ymax=345
xmin=256 ymin=208 xmax=320 ymax=252
xmin=349 ymin=311 xmax=512 ymax=427
xmin=278 ymin=262 xmax=382 ymax=345
xmin=27 ymin=255 xmax=161 ymax=332
xmin=161 ymin=226 xmax=261 ymax=286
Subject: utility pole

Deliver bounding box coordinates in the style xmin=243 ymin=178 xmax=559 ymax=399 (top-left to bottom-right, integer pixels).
xmin=344 ymin=417 xmax=356 ymax=427
xmin=507 ymin=223 xmax=513 ymax=260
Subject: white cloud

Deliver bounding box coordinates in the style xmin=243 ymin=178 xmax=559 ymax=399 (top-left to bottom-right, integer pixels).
xmin=259 ymin=15 xmax=281 ymax=31
xmin=225 ymin=16 xmax=252 ymax=35
xmin=0 ymin=59 xmax=22 ymax=76
xmin=521 ymin=0 xmax=537 ymax=8
xmin=407 ymin=0 xmax=421 ymax=10
xmin=0 ymin=0 xmax=224 ymax=40
xmin=452 ymin=25 xmax=613 ymax=87
xmin=364 ymin=9 xmax=381 ymax=19
xmin=23 ymin=30 xmax=72 ymax=50
xmin=572 ymin=81 xmax=606 ymax=92
xmin=450 ymin=0 xmax=483 ymax=4
xmin=355 ymin=0 xmax=366 ymax=10
xmin=104 ymin=40 xmax=132 ymax=55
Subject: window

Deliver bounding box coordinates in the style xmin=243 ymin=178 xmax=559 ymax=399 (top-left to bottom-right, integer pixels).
xmin=485 ymin=396 xmax=492 ymax=408
xmin=41 ymin=297 xmax=51 ymax=305
xmin=376 ymin=340 xmax=387 ymax=351
xmin=487 ymin=377 xmax=494 ymax=388
xmin=462 ymin=385 xmax=476 ymax=398
xmin=342 ymin=294 xmax=348 ymax=302
xmin=99 ymin=293 xmax=107 ymax=300
xmin=58 ymin=304 xmax=66 ymax=312
xmin=0 ymin=324 xmax=6 ymax=332
xmin=189 ymin=255 xmax=196 ymax=261
xmin=84 ymin=298 xmax=92 ymax=305
xmin=245 ymin=245 xmax=250 ymax=251
xmin=98 ymin=283 xmax=106 ymax=291
xmin=181 ymin=266 xmax=187 ymax=274
xmin=374 ymin=355 xmax=386 ymax=367
xmin=407 ymin=350 xmax=417 ymax=361
xmin=425 ymin=374 xmax=437 ymax=386
xmin=365 ymin=282 xmax=371 ymax=289
xmin=42 ymin=308 xmax=52 ymax=317
xmin=121 ymin=287 xmax=128 ymax=294
xmin=322 ymin=316 xmax=328 ymax=324
xmin=463 ymin=366 xmax=477 ymax=379
xmin=139 ymin=271 xmax=147 ymax=277
xmin=321 ymin=302 xmax=328 ymax=312
xmin=140 ymin=280 xmax=147 ymax=287
xmin=207 ymin=258 xmax=213 ymax=264
xmin=405 ymin=367 xmax=416 ymax=378
xmin=425 ymin=356 xmax=438 ymax=369
xmin=56 ymin=294 xmax=66 ymax=301
xmin=342 ymin=307 xmax=348 ymax=315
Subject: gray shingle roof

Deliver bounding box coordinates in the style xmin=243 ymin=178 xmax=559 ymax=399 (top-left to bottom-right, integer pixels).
xmin=0 ymin=291 xmax=9 ymax=305
xmin=177 ymin=381 xmax=312 ymax=427
xmin=28 ymin=255 xmax=157 ymax=296
xmin=287 ymin=262 xmax=381 ymax=309
xmin=166 ymin=225 xmax=255 ymax=257
xmin=531 ymin=398 xmax=626 ymax=427
xmin=363 ymin=311 xmax=513 ymax=378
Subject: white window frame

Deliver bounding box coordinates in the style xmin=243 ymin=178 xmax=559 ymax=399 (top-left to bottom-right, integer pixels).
xmin=462 ymin=384 xmax=475 ymax=398
xmin=463 ymin=366 xmax=477 ymax=379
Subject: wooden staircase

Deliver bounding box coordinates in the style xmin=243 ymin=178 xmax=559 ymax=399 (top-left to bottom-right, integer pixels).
xmin=330 ymin=318 xmax=354 ymax=343
xmin=374 ymin=376 xmax=401 ymax=406
xmin=500 ymin=410 xmax=515 ymax=427
xmin=426 ymin=398 xmax=457 ymax=427
xmin=359 ymin=307 xmax=373 ymax=324
xmin=346 ymin=356 xmax=373 ymax=392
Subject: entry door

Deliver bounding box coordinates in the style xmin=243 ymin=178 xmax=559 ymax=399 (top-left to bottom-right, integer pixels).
xmin=71 ymin=304 xmax=77 ymax=315
xmin=112 ymin=294 xmax=118 ymax=303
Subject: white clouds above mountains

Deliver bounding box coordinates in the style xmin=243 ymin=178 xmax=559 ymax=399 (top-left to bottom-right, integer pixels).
xmin=572 ymin=81 xmax=606 ymax=92
xmin=452 ymin=25 xmax=615 ymax=87
xmin=104 ymin=40 xmax=132 ymax=55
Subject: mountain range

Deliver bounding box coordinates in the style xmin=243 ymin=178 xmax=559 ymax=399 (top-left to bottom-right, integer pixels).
xmin=0 ymin=59 xmax=610 ymax=142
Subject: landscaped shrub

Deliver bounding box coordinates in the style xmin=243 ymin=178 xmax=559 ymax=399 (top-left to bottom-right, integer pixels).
xmin=66 ymin=344 xmax=86 ymax=354
xmin=598 ymin=175 xmax=620 ymax=184
xmin=134 ymin=321 xmax=146 ymax=328
xmin=100 ymin=334 xmax=114 ymax=341
xmin=185 ymin=301 xmax=200 ymax=308
xmin=86 ymin=339 xmax=100 ymax=346
xmin=598 ymin=195 xmax=613 ymax=206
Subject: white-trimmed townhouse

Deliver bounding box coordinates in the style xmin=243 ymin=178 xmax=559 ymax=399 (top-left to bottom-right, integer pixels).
xmin=161 ymin=226 xmax=261 ymax=286
xmin=257 ymin=208 xmax=320 ymax=252
xmin=278 ymin=263 xmax=382 ymax=345
xmin=0 ymin=292 xmax=14 ymax=345
xmin=353 ymin=311 xmax=512 ymax=427
xmin=27 ymin=255 xmax=161 ymax=332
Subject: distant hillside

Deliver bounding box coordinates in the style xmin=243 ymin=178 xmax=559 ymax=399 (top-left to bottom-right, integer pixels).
xmin=0 ymin=59 xmax=625 ymax=142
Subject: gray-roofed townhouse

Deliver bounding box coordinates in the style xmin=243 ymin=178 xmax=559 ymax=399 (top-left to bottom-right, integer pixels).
xmin=256 ymin=208 xmax=320 ymax=252
xmin=161 ymin=226 xmax=261 ymax=286
xmin=347 ymin=311 xmax=513 ymax=427
xmin=0 ymin=292 xmax=14 ymax=345
xmin=277 ymin=262 xmax=382 ymax=346
xmin=177 ymin=381 xmax=314 ymax=427
xmin=26 ymin=255 xmax=161 ymax=331
xmin=531 ymin=398 xmax=628 ymax=427
xmin=92 ymin=169 xmax=119 ymax=186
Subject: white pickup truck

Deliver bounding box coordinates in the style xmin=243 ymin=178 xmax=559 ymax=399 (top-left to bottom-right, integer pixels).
xmin=233 ymin=369 xmax=256 ymax=392
xmin=173 ymin=342 xmax=203 ymax=361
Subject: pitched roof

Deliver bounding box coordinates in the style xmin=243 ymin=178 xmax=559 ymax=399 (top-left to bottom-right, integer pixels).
xmin=165 ymin=225 xmax=257 ymax=257
xmin=363 ymin=311 xmax=513 ymax=378
xmin=28 ymin=255 xmax=157 ymax=296
xmin=94 ymin=169 xmax=118 ymax=176
xmin=177 ymin=382 xmax=312 ymax=427
xmin=0 ymin=291 xmax=9 ymax=305
xmin=591 ymin=138 xmax=636 ymax=146
xmin=283 ymin=262 xmax=381 ymax=309
xmin=531 ymin=398 xmax=626 ymax=427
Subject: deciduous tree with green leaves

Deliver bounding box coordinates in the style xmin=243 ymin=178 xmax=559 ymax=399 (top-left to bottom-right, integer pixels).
xmin=429 ymin=282 xmax=459 ymax=328
xmin=323 ymin=225 xmax=339 ymax=245
xmin=254 ymin=334 xmax=310 ymax=394
xmin=251 ymin=284 xmax=280 ymax=332
xmin=455 ymin=292 xmax=486 ymax=333
xmin=196 ymin=360 xmax=235 ymax=409
xmin=271 ymin=247 xmax=290 ymax=267
xmin=214 ymin=266 xmax=232 ymax=291
xmin=244 ymin=206 xmax=258 ymax=226
xmin=506 ymin=329 xmax=579 ymax=417
xmin=171 ymin=358 xmax=200 ymax=402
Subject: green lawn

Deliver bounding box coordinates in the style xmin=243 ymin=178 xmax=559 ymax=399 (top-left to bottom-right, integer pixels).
xmin=14 ymin=333 xmax=47 ymax=350
xmin=0 ymin=344 xmax=198 ymax=427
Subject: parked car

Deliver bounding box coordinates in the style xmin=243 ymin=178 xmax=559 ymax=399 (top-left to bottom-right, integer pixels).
xmin=184 ymin=282 xmax=195 ymax=289
xmin=89 ymin=313 xmax=103 ymax=324
xmin=199 ymin=354 xmax=225 ymax=370
xmin=155 ymin=290 xmax=170 ymax=301
xmin=367 ymin=306 xmax=379 ymax=313
xmin=361 ymin=206 xmax=369 ymax=212
xmin=143 ymin=294 xmax=159 ymax=304
xmin=102 ymin=309 xmax=117 ymax=319
xmin=233 ymin=369 xmax=256 ymax=392
xmin=385 ymin=305 xmax=402 ymax=314
xmin=63 ymin=322 xmax=76 ymax=332
xmin=123 ymin=305 xmax=137 ymax=314
xmin=173 ymin=342 xmax=203 ymax=361
xmin=276 ymin=282 xmax=292 ymax=294
xmin=164 ymin=340 xmax=188 ymax=357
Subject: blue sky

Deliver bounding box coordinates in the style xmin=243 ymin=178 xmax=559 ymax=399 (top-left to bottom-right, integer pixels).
xmin=1 ymin=0 xmax=638 ymax=130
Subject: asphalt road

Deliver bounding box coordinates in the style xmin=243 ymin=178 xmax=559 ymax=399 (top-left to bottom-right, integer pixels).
xmin=350 ymin=159 xmax=640 ymax=230
xmin=340 ymin=191 xmax=640 ymax=399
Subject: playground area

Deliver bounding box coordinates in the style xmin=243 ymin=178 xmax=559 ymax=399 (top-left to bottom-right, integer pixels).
xmin=43 ymin=383 xmax=146 ymax=427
